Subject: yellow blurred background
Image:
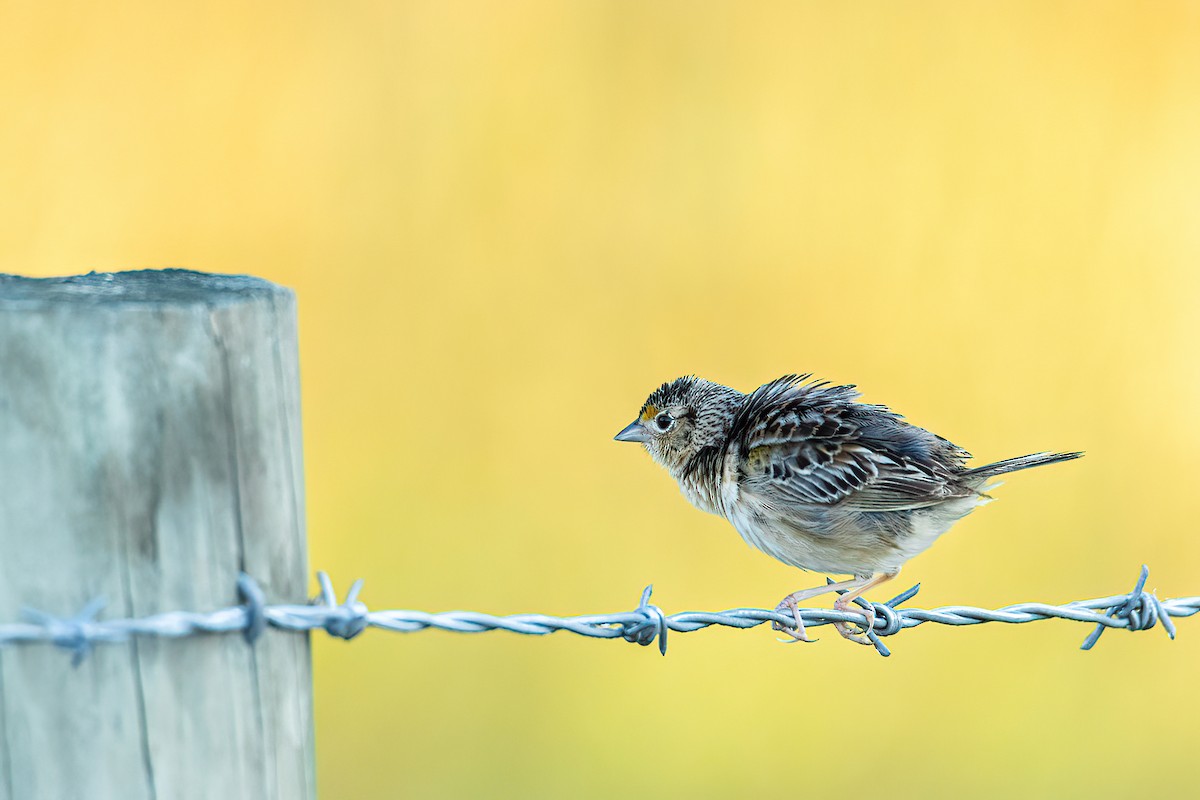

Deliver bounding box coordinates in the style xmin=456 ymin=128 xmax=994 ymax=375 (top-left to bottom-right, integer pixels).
xmin=4 ymin=1 xmax=1199 ymax=797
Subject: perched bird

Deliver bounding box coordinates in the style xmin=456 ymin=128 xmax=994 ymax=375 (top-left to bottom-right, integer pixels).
xmin=614 ymin=374 xmax=1082 ymax=644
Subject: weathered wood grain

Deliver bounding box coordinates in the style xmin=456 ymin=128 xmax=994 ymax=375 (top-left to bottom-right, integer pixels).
xmin=0 ymin=270 xmax=314 ymax=800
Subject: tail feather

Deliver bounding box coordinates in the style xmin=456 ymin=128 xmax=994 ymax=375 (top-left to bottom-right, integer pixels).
xmin=960 ymin=451 xmax=1083 ymax=481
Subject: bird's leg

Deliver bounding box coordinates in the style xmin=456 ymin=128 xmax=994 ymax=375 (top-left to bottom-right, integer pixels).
xmin=772 ymin=577 xmax=870 ymax=643
xmin=832 ymin=570 xmax=900 ymax=645
xmin=774 ymin=595 xmax=812 ymax=643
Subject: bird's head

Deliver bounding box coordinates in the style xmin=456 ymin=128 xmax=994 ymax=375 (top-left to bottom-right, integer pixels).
xmin=614 ymin=376 xmax=741 ymax=474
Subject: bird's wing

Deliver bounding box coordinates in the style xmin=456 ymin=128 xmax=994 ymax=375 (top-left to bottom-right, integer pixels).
xmin=730 ymin=375 xmax=968 ymax=511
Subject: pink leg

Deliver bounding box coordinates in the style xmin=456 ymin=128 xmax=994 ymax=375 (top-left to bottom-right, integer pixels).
xmin=772 ymin=577 xmax=871 ymax=643
xmin=832 ymin=571 xmax=900 ymax=645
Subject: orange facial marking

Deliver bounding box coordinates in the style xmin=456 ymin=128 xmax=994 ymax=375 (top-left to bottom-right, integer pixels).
xmin=640 ymin=404 xmax=659 ymax=422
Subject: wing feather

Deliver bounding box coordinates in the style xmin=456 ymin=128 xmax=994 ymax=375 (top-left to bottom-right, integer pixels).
xmin=732 ymin=376 xmax=969 ymax=511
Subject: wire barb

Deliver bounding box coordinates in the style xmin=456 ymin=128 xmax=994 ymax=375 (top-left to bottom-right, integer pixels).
xmin=313 ymin=572 xmax=369 ymax=640
xmin=237 ymin=572 xmax=268 ymax=644
xmin=20 ymin=596 xmax=110 ymax=667
xmin=1 ymin=566 xmax=1194 ymax=661
xmin=1079 ymin=565 xmax=1176 ymax=651
xmin=622 ymin=585 xmax=669 ymax=655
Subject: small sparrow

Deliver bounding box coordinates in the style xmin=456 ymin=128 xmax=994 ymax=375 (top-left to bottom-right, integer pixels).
xmin=614 ymin=375 xmax=1082 ymax=644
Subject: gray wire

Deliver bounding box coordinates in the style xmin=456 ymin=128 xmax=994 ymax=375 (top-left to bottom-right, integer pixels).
xmin=2 ymin=565 xmax=1191 ymax=661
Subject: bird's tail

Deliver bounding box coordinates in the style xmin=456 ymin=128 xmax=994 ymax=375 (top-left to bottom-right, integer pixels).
xmin=960 ymin=451 xmax=1084 ymax=482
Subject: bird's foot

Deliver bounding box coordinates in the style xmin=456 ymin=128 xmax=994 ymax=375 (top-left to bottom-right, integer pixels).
xmin=833 ymin=594 xmax=876 ymax=645
xmin=772 ymin=595 xmax=815 ymax=643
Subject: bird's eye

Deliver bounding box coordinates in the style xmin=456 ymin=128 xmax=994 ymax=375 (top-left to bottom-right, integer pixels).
xmin=655 ymin=413 xmax=673 ymax=431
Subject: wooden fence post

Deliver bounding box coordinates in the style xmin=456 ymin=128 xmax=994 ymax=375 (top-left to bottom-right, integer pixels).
xmin=0 ymin=270 xmax=314 ymax=799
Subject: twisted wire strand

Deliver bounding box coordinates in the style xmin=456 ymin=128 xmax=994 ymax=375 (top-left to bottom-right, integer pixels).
xmin=2 ymin=565 xmax=1193 ymax=661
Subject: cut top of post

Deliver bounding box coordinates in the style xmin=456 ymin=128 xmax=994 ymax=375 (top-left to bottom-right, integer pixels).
xmin=0 ymin=269 xmax=289 ymax=307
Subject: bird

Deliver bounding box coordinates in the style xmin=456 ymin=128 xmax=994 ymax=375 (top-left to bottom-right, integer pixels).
xmin=613 ymin=374 xmax=1082 ymax=645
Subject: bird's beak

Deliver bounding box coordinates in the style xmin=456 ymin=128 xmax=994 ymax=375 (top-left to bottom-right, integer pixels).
xmin=614 ymin=419 xmax=649 ymax=443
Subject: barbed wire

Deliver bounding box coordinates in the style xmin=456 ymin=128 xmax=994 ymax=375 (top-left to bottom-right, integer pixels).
xmin=0 ymin=565 xmax=1192 ymax=661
